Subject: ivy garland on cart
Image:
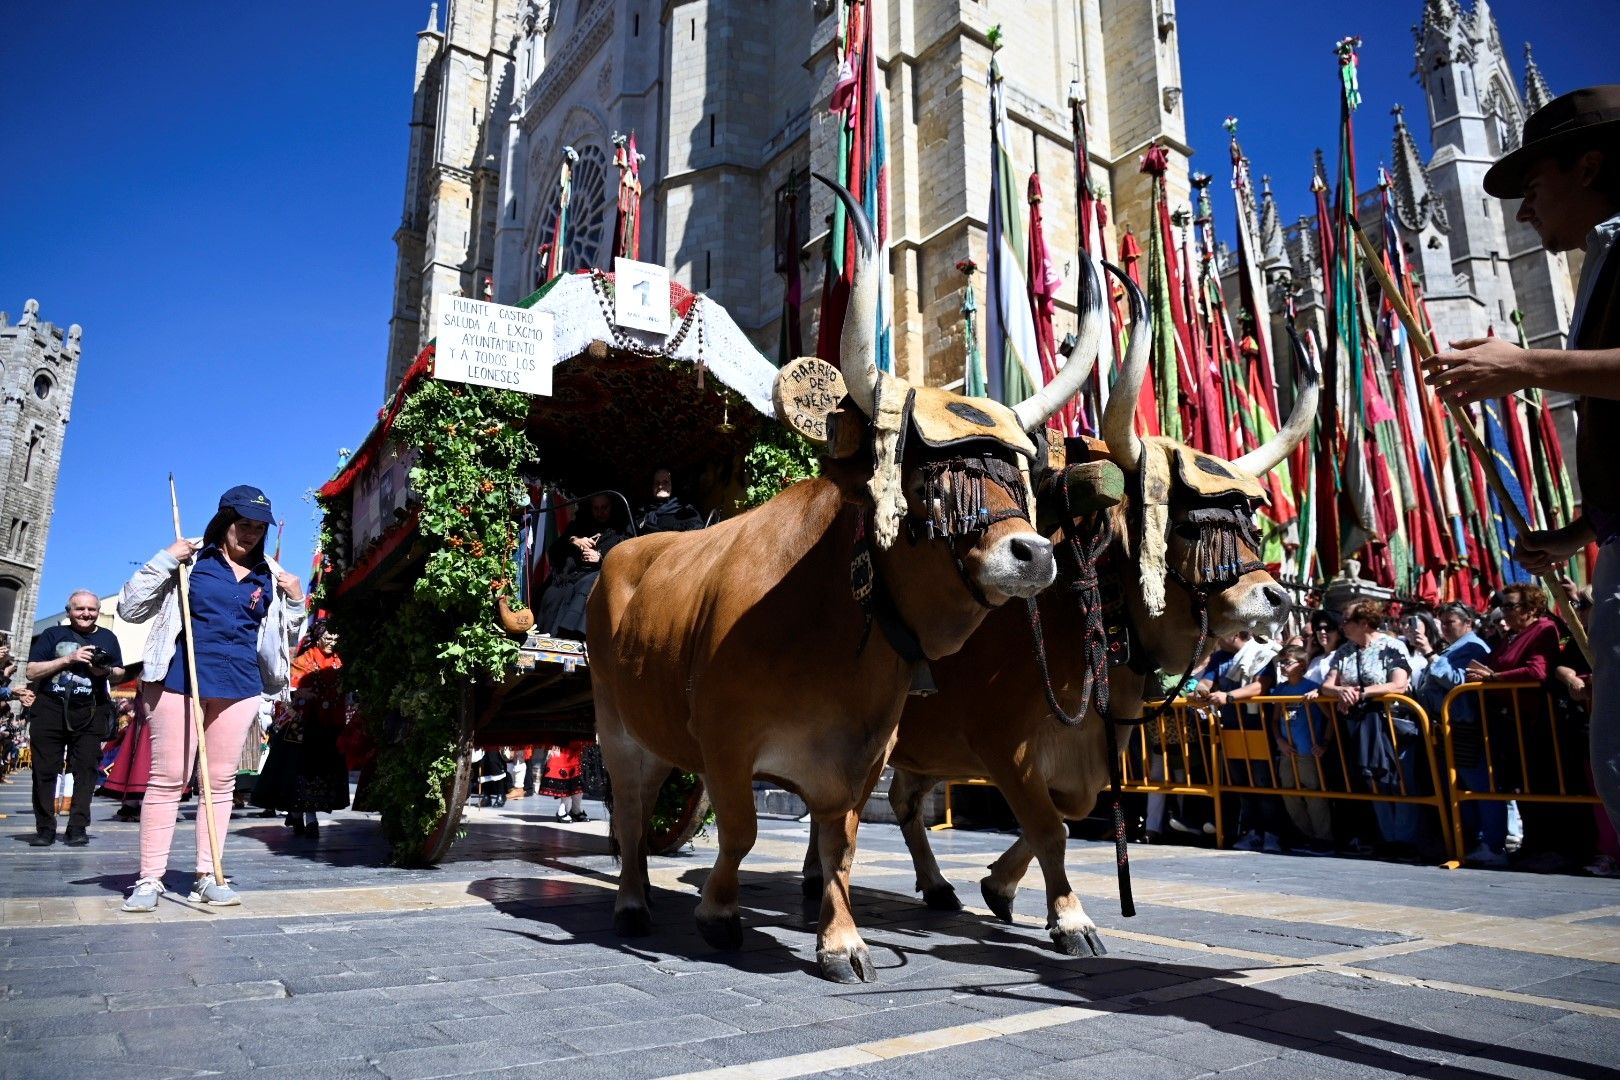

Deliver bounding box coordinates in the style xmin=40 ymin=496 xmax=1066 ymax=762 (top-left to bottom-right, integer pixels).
xmin=321 ymin=353 xmax=822 ymax=861
xmin=320 ymin=368 xmax=532 ymax=861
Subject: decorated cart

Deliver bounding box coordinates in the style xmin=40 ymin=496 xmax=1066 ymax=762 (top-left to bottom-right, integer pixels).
xmin=316 ymin=270 xmax=813 ymax=864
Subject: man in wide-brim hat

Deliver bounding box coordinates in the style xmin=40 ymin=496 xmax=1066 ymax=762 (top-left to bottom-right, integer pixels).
xmin=1426 ymin=85 xmax=1620 ymax=841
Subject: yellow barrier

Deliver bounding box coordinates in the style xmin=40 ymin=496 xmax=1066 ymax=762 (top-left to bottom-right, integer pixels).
xmin=1123 ymin=694 xmax=1452 ymax=849
xmin=1438 ymin=681 xmax=1603 ymax=865
xmin=930 ymin=694 xmax=1455 ymax=852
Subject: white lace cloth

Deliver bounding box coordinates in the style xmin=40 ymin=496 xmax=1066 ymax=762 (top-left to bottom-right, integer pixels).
xmin=531 ymin=276 xmax=779 ymax=418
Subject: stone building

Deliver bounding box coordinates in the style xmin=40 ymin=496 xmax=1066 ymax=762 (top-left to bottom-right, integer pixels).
xmin=0 ymin=300 xmax=81 ymax=666
xmin=382 ymin=0 xmax=1192 ymax=399
xmin=383 ymin=0 xmax=524 ymax=400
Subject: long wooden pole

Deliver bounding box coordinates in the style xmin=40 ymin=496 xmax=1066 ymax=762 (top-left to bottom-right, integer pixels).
xmin=169 ymin=475 xmax=226 ymax=884
xmin=1349 ymin=219 xmax=1593 ymax=665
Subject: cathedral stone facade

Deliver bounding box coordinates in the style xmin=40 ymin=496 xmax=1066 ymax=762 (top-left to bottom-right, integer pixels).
xmin=383 ymin=0 xmax=1191 ymax=399
xmin=0 ymin=300 xmax=81 ymax=661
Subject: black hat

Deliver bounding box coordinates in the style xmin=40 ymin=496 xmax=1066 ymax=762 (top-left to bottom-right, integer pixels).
xmin=218 ymin=485 xmax=275 ymax=524
xmin=1484 ymin=85 xmax=1620 ymax=198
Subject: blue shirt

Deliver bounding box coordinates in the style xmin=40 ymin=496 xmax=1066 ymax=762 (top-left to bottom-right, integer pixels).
xmin=163 ymin=548 xmax=272 ymax=700
xmin=1273 ymin=677 xmax=1325 ymax=752
xmin=1415 ymin=630 xmax=1489 ymax=726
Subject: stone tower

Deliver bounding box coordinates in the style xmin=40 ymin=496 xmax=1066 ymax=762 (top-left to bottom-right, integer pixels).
xmin=383 ymin=0 xmax=525 ymax=400
xmin=385 ymin=0 xmax=1189 ymax=393
xmin=1408 ymin=0 xmax=1575 ymax=349
xmin=0 ymin=300 xmax=81 ymax=664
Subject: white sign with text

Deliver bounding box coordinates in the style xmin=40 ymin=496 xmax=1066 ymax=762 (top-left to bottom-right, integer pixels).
xmin=613 ymin=257 xmax=671 ymax=335
xmin=433 ymin=295 xmax=554 ymax=396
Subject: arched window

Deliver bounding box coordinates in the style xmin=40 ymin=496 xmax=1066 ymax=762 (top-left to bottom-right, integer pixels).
xmin=0 ymin=577 xmax=21 ymax=640
xmin=32 ymin=373 xmax=51 ymax=400
xmin=529 ymin=140 xmax=612 ymax=284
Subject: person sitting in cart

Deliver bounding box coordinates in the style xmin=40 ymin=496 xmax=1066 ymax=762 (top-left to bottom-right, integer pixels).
xmin=536 ymin=493 xmax=627 ymax=639
xmin=636 ymin=468 xmax=704 ymax=534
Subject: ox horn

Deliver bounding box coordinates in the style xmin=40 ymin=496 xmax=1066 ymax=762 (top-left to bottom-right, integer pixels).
xmin=1099 ymin=262 xmax=1149 ymax=471
xmin=811 ymin=172 xmax=880 ymax=417
xmin=1231 ymin=320 xmax=1322 ymax=477
xmin=1011 ymin=251 xmax=1107 ymax=432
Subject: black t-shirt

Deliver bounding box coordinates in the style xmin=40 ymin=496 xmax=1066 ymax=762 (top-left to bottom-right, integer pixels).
xmin=29 ymin=625 xmax=122 ymax=706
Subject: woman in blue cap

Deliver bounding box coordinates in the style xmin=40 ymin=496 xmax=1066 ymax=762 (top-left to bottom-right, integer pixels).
xmin=115 ymin=485 xmax=305 ymax=912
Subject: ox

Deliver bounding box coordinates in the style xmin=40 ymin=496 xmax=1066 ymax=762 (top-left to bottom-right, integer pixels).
xmin=802 ymin=267 xmax=1320 ymax=956
xmin=586 ymin=180 xmax=1108 ymax=983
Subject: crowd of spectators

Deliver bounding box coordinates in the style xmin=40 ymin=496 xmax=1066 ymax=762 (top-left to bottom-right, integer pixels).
xmin=1143 ymin=586 xmax=1617 ymax=876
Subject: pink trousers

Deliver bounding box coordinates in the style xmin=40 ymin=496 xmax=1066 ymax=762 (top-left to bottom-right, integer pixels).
xmin=138 ymin=685 xmax=259 ymax=878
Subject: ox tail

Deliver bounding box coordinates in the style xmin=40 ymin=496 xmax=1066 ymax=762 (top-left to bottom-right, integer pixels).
xmin=601 ymin=769 xmax=620 ymax=863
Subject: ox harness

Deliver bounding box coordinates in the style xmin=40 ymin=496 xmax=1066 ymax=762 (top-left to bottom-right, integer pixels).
xmin=850 ymin=453 xmax=1035 ymax=689
xmin=1017 ymin=449 xmax=1271 ymax=919
xmin=851 ymin=385 xmax=1038 ymax=692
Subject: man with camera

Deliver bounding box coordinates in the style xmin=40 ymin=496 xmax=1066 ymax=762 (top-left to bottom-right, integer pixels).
xmin=25 ymin=591 xmax=124 ymax=846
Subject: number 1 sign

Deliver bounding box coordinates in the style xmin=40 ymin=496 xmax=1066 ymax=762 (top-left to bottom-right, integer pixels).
xmin=613 ymin=257 xmax=671 ymax=335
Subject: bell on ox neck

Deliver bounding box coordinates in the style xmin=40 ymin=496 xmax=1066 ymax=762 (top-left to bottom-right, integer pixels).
xmin=908 ymin=662 xmax=938 ymax=697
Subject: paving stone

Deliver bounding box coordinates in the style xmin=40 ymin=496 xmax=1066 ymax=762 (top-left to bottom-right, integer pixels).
xmin=1022 ymin=1046 xmax=1210 ymax=1079
xmin=4 ymin=779 xmax=1620 ymax=1079
xmin=556 ymin=1012 xmax=745 ymax=1054
xmin=855 ymin=1037 xmax=1063 ymax=1078
xmin=1352 ymin=944 xmax=1605 ymax=992
xmin=239 ymin=1058 xmax=389 ymax=1079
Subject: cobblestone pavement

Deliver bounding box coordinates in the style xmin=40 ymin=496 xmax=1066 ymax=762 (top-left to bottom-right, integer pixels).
xmin=2 ymin=774 xmax=1618 ymax=1079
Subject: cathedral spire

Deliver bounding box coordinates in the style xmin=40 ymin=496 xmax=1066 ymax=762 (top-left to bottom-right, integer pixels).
xmin=1390 ymin=103 xmax=1444 ymax=233
xmin=424 ymin=2 xmax=440 ymax=34
xmin=1259 ymin=175 xmax=1285 ymax=267
xmin=1523 ymin=43 xmax=1553 ymax=113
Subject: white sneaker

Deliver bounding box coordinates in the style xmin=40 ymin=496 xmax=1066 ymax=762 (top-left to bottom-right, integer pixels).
xmin=188 ymin=873 xmax=241 ymax=906
xmin=120 ymin=877 xmax=164 ymax=913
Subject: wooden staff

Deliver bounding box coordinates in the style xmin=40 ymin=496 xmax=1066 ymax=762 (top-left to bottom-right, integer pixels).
xmin=169 ymin=475 xmax=226 ymax=884
xmin=1348 ymin=219 xmax=1593 ymax=665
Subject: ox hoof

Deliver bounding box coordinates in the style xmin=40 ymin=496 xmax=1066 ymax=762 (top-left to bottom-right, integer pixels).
xmin=696 ymin=912 xmax=744 ymax=951
xmin=979 ymin=880 xmax=1016 ymax=924
xmin=614 ymin=907 xmax=653 ymax=938
xmin=921 ymin=884 xmax=962 ymax=912
xmin=818 ymin=945 xmax=877 ymax=984
xmin=802 ymin=874 xmax=824 ymax=900
xmin=1052 ymin=927 xmax=1108 ymax=957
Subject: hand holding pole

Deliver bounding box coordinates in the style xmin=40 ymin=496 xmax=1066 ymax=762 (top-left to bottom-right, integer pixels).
xmin=1348 ymin=219 xmax=1593 ymax=665
xmin=169 ymin=474 xmax=226 ymax=885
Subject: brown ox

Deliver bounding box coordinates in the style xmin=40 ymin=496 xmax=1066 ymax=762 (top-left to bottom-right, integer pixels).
xmin=586 ymin=180 xmax=1108 ymax=983
xmin=802 ymin=267 xmax=1320 ymax=957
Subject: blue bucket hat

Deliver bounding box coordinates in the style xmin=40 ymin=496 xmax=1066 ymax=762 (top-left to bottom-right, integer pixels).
xmin=219 ymin=485 xmax=275 ymax=524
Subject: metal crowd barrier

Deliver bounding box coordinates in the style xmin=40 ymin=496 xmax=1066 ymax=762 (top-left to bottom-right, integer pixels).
xmin=1438 ymin=681 xmax=1603 ymax=866
xmin=929 ymin=685 xmax=1601 ymax=868
xmin=1122 ymin=694 xmax=1452 ymax=850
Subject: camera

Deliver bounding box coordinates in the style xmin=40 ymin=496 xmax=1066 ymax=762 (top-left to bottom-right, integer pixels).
xmin=89 ymin=648 xmax=117 ymax=668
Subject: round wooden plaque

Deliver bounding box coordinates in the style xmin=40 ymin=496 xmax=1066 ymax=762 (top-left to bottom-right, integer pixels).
xmin=772 ymin=356 xmax=846 ymax=445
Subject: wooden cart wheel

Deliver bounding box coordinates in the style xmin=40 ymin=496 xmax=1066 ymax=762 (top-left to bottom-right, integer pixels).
xmin=384 ymin=684 xmax=477 ymax=867
xmin=413 ymin=747 xmax=474 ymax=866
xmin=648 ymin=772 xmax=711 ymax=856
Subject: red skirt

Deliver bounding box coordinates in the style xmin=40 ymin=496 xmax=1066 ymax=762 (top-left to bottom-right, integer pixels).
xmin=539 ymin=741 xmax=589 ymax=798
xmin=100 ymin=718 xmax=153 ymax=797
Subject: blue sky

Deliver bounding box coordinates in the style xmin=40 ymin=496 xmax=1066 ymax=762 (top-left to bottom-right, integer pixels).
xmin=1 ymin=2 xmax=1605 ymax=614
